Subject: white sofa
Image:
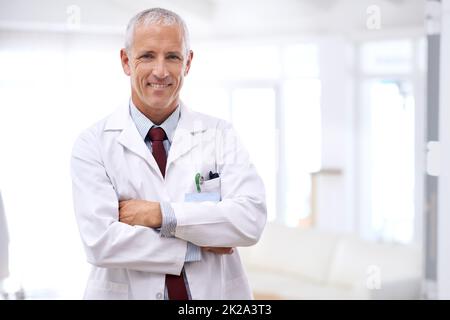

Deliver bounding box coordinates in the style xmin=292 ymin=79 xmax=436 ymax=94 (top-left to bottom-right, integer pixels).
xmin=239 ymin=222 xmax=422 ymax=300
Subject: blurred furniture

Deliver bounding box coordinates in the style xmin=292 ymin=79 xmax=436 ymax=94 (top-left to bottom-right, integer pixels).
xmin=239 ymin=222 xmax=422 ymax=299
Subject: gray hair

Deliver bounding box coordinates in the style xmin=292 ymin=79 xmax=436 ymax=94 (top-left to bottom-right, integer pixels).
xmin=125 ymin=8 xmax=190 ymax=56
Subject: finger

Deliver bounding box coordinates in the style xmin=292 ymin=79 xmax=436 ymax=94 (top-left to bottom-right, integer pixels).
xmin=221 ymin=248 xmax=234 ymax=254
xmin=119 ymin=212 xmax=129 ymax=222
xmin=211 ymin=248 xmax=228 ymax=254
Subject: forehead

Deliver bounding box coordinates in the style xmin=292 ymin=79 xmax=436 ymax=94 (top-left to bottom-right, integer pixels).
xmin=133 ymin=23 xmax=184 ymax=52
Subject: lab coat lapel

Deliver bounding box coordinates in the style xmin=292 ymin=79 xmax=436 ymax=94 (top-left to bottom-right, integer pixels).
xmin=166 ymin=103 xmax=205 ymax=169
xmin=105 ymin=103 xmax=162 ymax=178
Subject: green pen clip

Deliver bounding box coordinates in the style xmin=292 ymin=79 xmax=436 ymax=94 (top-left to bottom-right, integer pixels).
xmin=195 ymin=173 xmax=204 ymax=193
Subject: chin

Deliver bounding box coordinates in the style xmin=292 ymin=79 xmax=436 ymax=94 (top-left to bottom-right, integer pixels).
xmin=145 ymin=99 xmax=172 ymax=111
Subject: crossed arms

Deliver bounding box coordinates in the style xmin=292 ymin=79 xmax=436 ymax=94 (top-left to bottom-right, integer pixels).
xmin=118 ymin=199 xmax=233 ymax=255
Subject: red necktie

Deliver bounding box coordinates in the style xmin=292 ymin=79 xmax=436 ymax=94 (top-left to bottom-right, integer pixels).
xmin=148 ymin=127 xmax=189 ymax=300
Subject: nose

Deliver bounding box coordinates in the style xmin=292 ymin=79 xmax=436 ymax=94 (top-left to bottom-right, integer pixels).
xmin=152 ymin=57 xmax=169 ymax=79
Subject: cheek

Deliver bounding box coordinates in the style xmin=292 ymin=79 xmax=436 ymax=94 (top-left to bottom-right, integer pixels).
xmin=131 ymin=71 xmax=148 ymax=88
xmin=133 ymin=64 xmax=148 ymax=79
xmin=176 ymin=75 xmax=185 ymax=88
xmin=170 ymin=65 xmax=185 ymax=80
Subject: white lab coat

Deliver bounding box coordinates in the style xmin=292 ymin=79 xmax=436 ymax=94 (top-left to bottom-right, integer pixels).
xmin=70 ymin=102 xmax=267 ymax=300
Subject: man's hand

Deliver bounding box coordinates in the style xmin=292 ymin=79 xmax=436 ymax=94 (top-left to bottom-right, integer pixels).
xmin=119 ymin=200 xmax=162 ymax=228
xmin=202 ymin=247 xmax=234 ymax=254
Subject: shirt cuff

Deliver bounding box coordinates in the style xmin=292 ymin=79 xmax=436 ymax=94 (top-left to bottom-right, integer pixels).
xmin=160 ymin=201 xmax=177 ymax=237
xmin=185 ymin=242 xmax=202 ymax=262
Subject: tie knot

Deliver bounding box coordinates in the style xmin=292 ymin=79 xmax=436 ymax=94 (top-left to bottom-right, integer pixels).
xmin=148 ymin=127 xmax=167 ymax=142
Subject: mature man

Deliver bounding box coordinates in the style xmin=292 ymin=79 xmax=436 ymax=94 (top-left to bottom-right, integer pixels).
xmin=71 ymin=8 xmax=266 ymax=300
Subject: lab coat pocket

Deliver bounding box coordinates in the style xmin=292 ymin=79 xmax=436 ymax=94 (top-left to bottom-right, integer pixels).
xmin=201 ymin=177 xmax=221 ymax=193
xmin=84 ymin=280 xmax=129 ymax=300
xmin=185 ymin=191 xmax=220 ymax=203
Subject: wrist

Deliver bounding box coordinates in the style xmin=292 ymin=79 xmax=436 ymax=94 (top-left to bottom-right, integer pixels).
xmin=154 ymin=202 xmax=162 ymax=227
xmin=146 ymin=201 xmax=162 ymax=228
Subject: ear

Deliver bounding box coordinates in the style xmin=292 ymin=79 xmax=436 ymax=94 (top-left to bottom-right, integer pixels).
xmin=120 ymin=48 xmax=131 ymax=76
xmin=184 ymin=50 xmax=194 ymax=76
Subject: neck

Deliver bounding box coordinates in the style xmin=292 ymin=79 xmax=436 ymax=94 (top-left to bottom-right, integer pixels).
xmin=131 ymin=93 xmax=178 ymax=125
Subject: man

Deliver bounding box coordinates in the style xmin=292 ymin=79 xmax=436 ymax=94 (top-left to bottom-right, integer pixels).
xmin=71 ymin=8 xmax=266 ymax=300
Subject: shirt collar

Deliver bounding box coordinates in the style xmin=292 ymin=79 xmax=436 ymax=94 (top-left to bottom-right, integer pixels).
xmin=129 ymin=99 xmax=180 ymax=143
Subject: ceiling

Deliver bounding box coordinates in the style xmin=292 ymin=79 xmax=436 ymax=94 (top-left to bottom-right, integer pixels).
xmin=0 ymin=0 xmax=426 ymax=39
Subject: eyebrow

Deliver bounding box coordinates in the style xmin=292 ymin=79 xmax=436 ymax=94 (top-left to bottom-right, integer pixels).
xmin=166 ymin=51 xmax=182 ymax=56
xmin=136 ymin=50 xmax=154 ymax=55
xmin=137 ymin=50 xmax=182 ymax=56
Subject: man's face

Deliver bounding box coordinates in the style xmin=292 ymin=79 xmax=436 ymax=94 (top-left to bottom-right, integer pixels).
xmin=121 ymin=23 xmax=193 ymax=115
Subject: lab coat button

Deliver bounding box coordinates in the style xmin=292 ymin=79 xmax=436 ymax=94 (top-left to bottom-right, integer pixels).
xmin=156 ymin=292 xmax=163 ymax=300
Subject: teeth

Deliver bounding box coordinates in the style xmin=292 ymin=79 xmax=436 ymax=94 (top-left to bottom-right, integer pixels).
xmin=148 ymin=83 xmax=169 ymax=88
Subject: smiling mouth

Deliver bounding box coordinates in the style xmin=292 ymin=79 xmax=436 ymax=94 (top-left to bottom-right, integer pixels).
xmin=147 ymin=83 xmax=171 ymax=89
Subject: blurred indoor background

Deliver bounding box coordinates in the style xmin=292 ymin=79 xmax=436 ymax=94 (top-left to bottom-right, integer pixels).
xmin=1 ymin=0 xmax=450 ymax=299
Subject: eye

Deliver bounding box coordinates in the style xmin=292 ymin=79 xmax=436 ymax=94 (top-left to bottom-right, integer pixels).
xmin=140 ymin=53 xmax=154 ymax=60
xmin=167 ymin=54 xmax=181 ymax=60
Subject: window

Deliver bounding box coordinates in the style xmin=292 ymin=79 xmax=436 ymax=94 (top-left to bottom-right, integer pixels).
xmin=360 ymin=40 xmax=413 ymax=74
xmin=282 ymin=79 xmax=321 ymax=226
xmin=358 ymin=39 xmax=419 ymax=243
xmin=231 ymin=88 xmax=277 ymax=221
xmin=368 ymin=80 xmax=415 ymax=243
xmin=184 ymin=41 xmax=322 ymax=227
